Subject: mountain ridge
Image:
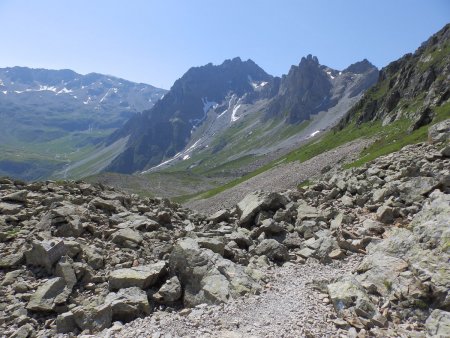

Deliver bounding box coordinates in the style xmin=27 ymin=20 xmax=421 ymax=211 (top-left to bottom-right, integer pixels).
xmin=105 ymin=56 xmax=378 ymax=175
xmin=0 ymin=67 xmax=167 ymax=180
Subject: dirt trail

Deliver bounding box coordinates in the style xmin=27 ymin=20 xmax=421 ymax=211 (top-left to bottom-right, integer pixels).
xmin=98 ymin=257 xmax=362 ymax=338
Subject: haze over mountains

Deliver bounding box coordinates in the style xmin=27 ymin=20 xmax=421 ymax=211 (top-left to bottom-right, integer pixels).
xmin=0 ymin=55 xmax=378 ymax=181
xmin=0 ymin=68 xmax=166 ymax=180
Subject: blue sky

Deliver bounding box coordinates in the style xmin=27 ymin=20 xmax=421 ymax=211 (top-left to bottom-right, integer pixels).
xmin=0 ymin=0 xmax=448 ymax=89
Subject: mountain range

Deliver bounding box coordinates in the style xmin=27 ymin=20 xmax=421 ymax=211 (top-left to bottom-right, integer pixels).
xmin=105 ymin=55 xmax=378 ymax=174
xmin=0 ymin=67 xmax=166 ymax=180
xmin=1 ymin=24 xmax=448 ymax=203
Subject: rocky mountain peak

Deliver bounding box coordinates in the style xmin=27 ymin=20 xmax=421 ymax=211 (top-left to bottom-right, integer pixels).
xmin=266 ymin=54 xmax=377 ymax=124
xmin=299 ymin=54 xmax=320 ymax=67
xmin=106 ymin=58 xmax=273 ymax=174
xmin=343 ymin=59 xmax=377 ymax=74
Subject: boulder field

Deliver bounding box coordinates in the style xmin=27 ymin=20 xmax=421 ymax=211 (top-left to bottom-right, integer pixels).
xmin=0 ymin=120 xmax=449 ymax=337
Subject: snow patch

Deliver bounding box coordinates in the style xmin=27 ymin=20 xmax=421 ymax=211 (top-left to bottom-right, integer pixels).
xmin=326 ymin=71 xmax=335 ymax=80
xmin=231 ymin=104 xmax=241 ymax=122
xmin=146 ymin=138 xmax=203 ymax=172
xmin=39 ymin=85 xmax=58 ymax=92
xmin=309 ymin=130 xmax=320 ymax=138
xmin=57 ymin=87 xmax=73 ymax=95
xmin=0 ymin=79 xmax=4 ymax=86
xmin=1 ymin=91 xmax=7 ymax=94
xmin=83 ymin=96 xmax=92 ymax=105
xmin=100 ymin=88 xmax=116 ymax=103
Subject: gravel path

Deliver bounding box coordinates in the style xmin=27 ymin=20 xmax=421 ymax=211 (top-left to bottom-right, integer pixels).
xmin=185 ymin=139 xmax=371 ymax=215
xmin=98 ymin=256 xmax=362 ymax=338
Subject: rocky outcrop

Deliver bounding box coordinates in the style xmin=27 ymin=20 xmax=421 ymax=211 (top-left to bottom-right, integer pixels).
xmin=266 ymin=55 xmax=378 ymax=124
xmin=338 ymin=24 xmax=450 ymax=131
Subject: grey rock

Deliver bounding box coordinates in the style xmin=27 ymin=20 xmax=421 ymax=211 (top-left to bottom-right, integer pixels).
xmin=0 ymin=202 xmax=22 ymax=215
xmin=376 ymin=205 xmax=394 ymax=224
xmin=109 ymin=261 xmax=167 ymax=290
xmin=153 ymin=276 xmax=182 ymax=303
xmin=111 ymin=228 xmax=143 ymax=248
xmin=425 ymin=309 xmax=450 ymax=338
xmin=398 ymin=177 xmax=439 ymax=203
xmin=82 ymin=246 xmax=104 ymax=270
xmin=236 ymin=191 xmax=287 ymax=226
xmin=341 ymin=195 xmax=354 ymax=207
xmin=1 ymin=269 xmax=23 ymax=286
xmin=296 ymin=202 xmax=321 ymax=221
xmin=55 ymin=257 xmax=77 ymax=289
xmin=312 ymin=237 xmax=340 ymax=263
xmin=2 ymin=190 xmax=28 ymax=203
xmin=196 ymin=237 xmax=225 ymax=256
xmin=169 ymin=238 xmax=260 ymax=307
xmin=72 ymin=302 xmax=112 ymax=332
xmin=25 ymin=239 xmax=67 ymax=273
xmin=0 ymin=252 xmax=24 ymax=268
xmin=105 ymin=287 xmax=151 ymax=322
xmin=297 ymin=247 xmax=315 ymax=259
xmin=208 ymin=209 xmax=230 ymax=223
xmin=90 ymin=197 xmax=121 ymax=213
xmin=10 ymin=324 xmax=33 ymax=338
xmin=253 ymin=239 xmax=289 ymax=262
xmin=27 ymin=277 xmax=70 ymax=312
xmin=56 ymin=311 xmax=77 ymax=334
xmin=259 ymin=218 xmax=284 ymax=234
xmin=428 ymin=119 xmax=450 ymax=143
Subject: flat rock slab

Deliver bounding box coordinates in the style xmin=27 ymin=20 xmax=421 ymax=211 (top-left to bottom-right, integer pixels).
xmin=109 ymin=261 xmax=167 ymax=290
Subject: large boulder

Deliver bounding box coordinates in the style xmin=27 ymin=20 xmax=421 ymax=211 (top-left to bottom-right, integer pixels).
xmin=72 ymin=302 xmax=112 ymax=332
xmin=236 ymin=191 xmax=288 ymax=226
xmin=153 ymin=276 xmax=182 ymax=303
xmin=111 ymin=228 xmax=143 ymax=249
xmin=253 ymin=239 xmax=289 ymax=262
xmin=27 ymin=277 xmax=71 ymax=312
xmin=105 ymin=287 xmax=151 ymax=322
xmin=428 ymin=119 xmax=450 ymax=143
xmin=327 ymin=277 xmax=383 ymax=328
xmin=109 ymin=262 xmax=167 ymax=290
xmin=44 ymin=203 xmax=85 ymax=237
xmin=398 ymin=177 xmax=439 ymax=204
xmin=425 ymin=309 xmax=450 ymax=337
xmin=169 ymin=238 xmax=261 ymax=307
xmin=1 ymin=190 xmax=28 ymax=203
xmin=25 ymin=239 xmax=67 ymax=273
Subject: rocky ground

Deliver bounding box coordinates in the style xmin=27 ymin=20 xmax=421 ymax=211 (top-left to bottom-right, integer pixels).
xmin=185 ymin=139 xmax=372 ymax=215
xmin=0 ymin=120 xmax=449 ymax=338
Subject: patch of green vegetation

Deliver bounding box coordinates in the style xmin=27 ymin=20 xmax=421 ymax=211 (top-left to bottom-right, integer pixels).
xmin=418 ymin=40 xmax=450 ymax=72
xmin=346 ymin=102 xmax=450 ymax=168
xmin=6 ymin=228 xmax=20 ymax=238
xmin=383 ymin=280 xmax=393 ymax=292
xmin=413 ymin=299 xmax=429 ymax=310
xmin=297 ymin=180 xmax=311 ymax=189
xmin=184 ymin=99 xmax=450 ymax=202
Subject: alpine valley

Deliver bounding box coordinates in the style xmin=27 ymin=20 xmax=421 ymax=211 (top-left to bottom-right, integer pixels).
xmin=0 ymin=23 xmax=449 ymax=338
